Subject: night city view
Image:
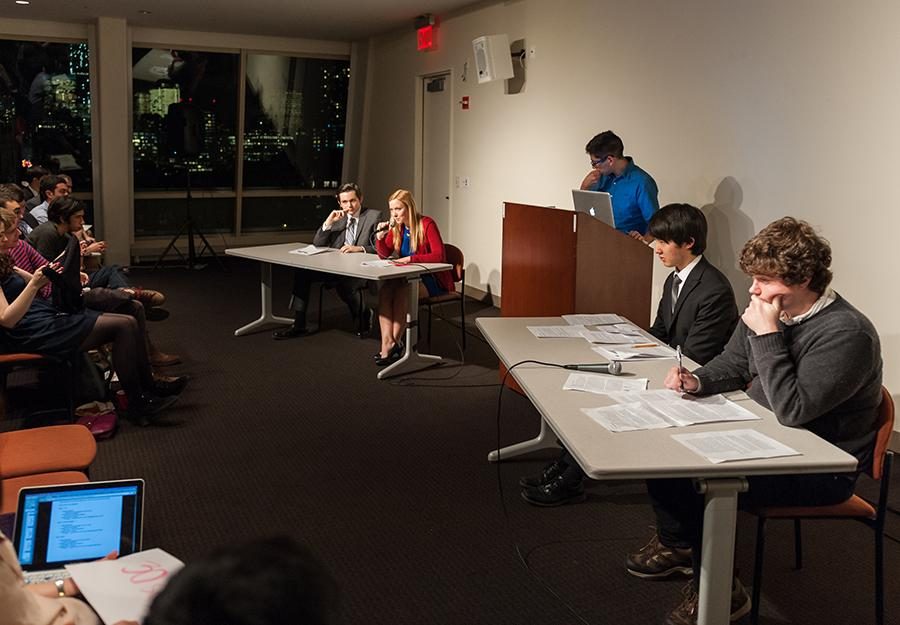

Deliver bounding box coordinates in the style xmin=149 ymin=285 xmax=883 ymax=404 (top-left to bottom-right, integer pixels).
xmin=0 ymin=40 xmax=93 ymax=195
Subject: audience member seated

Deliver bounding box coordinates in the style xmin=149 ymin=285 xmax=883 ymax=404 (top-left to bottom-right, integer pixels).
xmin=520 ymin=203 xmax=739 ymax=506
xmin=26 ymin=196 xmax=165 ymax=310
xmin=0 ymin=209 xmax=186 ymax=424
xmin=0 ymin=530 xmax=102 ymax=625
xmin=24 ymin=174 xmax=68 ymax=227
xmin=626 ymin=217 xmax=882 ymax=625
xmin=143 ymin=536 xmax=340 ymax=625
xmin=0 ymin=196 xmax=179 ymax=367
xmin=273 ymin=182 xmax=381 ymax=340
xmin=373 ymin=189 xmax=453 ymax=366
xmin=19 ymin=164 xmax=48 ymax=206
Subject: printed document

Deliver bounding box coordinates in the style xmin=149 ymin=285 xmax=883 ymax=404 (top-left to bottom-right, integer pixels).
xmin=583 ymin=402 xmax=675 ymax=432
xmin=581 ymin=327 xmax=647 ymax=344
xmin=583 ymin=390 xmax=760 ymax=432
xmin=593 ymin=344 xmax=676 ymax=360
xmin=289 ymin=244 xmax=330 ymax=255
xmin=528 ymin=324 xmax=589 ymax=338
xmin=562 ymin=373 xmax=649 ymax=394
xmin=360 ymin=259 xmax=396 ymax=267
xmin=562 ymin=313 xmax=625 ymax=326
xmin=672 ymin=429 xmax=801 ymax=463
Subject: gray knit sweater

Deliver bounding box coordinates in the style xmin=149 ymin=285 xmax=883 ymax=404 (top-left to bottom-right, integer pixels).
xmin=695 ymin=295 xmax=883 ymax=472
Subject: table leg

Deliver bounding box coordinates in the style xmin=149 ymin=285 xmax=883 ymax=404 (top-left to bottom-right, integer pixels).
xmin=487 ymin=417 xmax=557 ymax=462
xmin=378 ymin=276 xmax=443 ymax=379
xmin=234 ymin=262 xmax=293 ymax=336
xmin=695 ymin=477 xmax=748 ymax=625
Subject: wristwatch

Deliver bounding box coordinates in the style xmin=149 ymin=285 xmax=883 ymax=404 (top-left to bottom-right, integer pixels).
xmin=54 ymin=578 xmax=66 ymax=597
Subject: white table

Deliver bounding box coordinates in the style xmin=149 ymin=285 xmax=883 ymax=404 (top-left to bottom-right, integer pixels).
xmin=226 ymin=243 xmax=451 ymax=379
xmin=476 ymin=316 xmax=857 ymax=625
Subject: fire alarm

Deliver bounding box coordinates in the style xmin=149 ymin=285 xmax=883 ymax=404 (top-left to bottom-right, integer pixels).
xmin=460 ymin=96 xmax=470 ymax=110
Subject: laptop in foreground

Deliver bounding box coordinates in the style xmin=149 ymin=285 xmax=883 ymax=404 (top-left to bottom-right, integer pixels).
xmin=572 ymin=189 xmax=616 ymax=229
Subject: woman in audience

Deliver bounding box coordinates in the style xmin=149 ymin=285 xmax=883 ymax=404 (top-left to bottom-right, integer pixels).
xmin=374 ymin=189 xmax=453 ymax=365
xmin=0 ymin=208 xmax=184 ymax=423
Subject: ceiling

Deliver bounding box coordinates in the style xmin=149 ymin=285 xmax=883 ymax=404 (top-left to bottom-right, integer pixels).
xmin=0 ymin=0 xmax=482 ymax=41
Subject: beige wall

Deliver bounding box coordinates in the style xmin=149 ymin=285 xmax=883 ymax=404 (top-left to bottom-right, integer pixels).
xmin=360 ymin=0 xmax=900 ymax=409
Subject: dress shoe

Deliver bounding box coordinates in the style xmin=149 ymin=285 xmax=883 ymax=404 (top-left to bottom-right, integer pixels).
xmin=273 ymin=324 xmax=310 ymax=340
xmin=520 ymin=474 xmax=586 ymax=507
xmin=519 ymin=458 xmax=568 ymax=489
xmin=150 ymin=350 xmax=181 ymax=367
xmin=152 ymin=374 xmax=189 ymax=397
xmin=125 ymin=287 xmax=166 ymax=307
xmin=127 ymin=393 xmax=179 ymax=425
xmin=374 ymin=342 xmax=404 ymax=367
xmin=356 ymin=307 xmax=374 ymax=337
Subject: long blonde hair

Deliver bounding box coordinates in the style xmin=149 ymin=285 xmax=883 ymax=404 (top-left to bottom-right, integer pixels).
xmin=0 ymin=207 xmax=17 ymax=277
xmin=388 ymin=189 xmax=424 ymax=254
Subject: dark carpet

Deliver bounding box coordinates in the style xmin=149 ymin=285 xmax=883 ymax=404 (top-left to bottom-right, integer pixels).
xmin=4 ymin=257 xmax=898 ymax=624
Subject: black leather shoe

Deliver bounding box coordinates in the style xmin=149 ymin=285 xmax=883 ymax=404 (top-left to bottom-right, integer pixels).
xmin=374 ymin=342 xmax=404 ymax=367
xmin=128 ymin=393 xmax=179 ymax=425
xmin=520 ymin=474 xmax=586 ymax=507
xmin=357 ymin=307 xmax=374 ymax=337
xmin=152 ymin=374 xmax=189 ymax=397
xmin=273 ymin=324 xmax=310 ymax=340
xmin=519 ymin=459 xmax=568 ymax=489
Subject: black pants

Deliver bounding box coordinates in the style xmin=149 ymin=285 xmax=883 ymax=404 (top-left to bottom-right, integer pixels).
xmin=647 ymin=472 xmax=857 ymax=581
xmin=289 ymin=269 xmax=366 ymax=327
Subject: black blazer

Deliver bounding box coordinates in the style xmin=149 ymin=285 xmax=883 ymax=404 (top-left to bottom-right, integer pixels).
xmin=649 ymin=256 xmax=738 ymax=365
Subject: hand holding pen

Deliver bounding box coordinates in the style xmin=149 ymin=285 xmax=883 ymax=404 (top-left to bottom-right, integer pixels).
xmin=676 ymin=345 xmax=684 ymax=393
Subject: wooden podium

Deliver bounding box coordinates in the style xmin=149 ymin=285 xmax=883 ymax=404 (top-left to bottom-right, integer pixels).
xmin=501 ymin=202 xmax=653 ymax=324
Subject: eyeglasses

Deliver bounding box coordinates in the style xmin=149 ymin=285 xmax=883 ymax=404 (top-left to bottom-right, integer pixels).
xmin=590 ymin=155 xmax=611 ymax=168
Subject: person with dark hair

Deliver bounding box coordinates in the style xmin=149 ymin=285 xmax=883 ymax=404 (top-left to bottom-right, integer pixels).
xmin=143 ymin=537 xmax=340 ymax=625
xmin=626 ymin=217 xmax=882 ymax=624
xmin=27 ymin=195 xmax=84 ymax=261
xmin=20 ymin=164 xmax=48 ymax=204
xmin=0 ymin=208 xmax=185 ymax=423
xmin=25 ymin=173 xmax=68 ymax=223
xmin=520 ymin=204 xmax=738 ymax=507
xmin=274 ymin=182 xmax=382 ymax=340
xmin=579 ymin=130 xmax=659 ymax=240
xmin=0 ymin=183 xmax=30 ymax=237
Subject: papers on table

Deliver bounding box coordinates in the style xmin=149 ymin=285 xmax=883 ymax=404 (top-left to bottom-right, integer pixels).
xmin=562 ymin=313 xmax=624 ymax=326
xmin=66 ymin=548 xmax=184 ymax=625
xmin=672 ymin=429 xmax=801 ymax=463
xmin=562 ymin=373 xmax=649 ymax=395
xmin=360 ymin=259 xmax=396 ymax=268
xmin=289 ymin=244 xmax=330 ymax=255
xmin=593 ymin=344 xmax=676 ymax=360
xmin=581 ymin=326 xmax=647 ymax=343
xmin=582 ymin=389 xmax=761 ymax=432
xmin=527 ymin=324 xmax=589 ymax=338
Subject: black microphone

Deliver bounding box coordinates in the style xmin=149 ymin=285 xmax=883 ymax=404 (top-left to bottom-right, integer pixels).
xmin=563 ymin=361 xmax=622 ymax=375
xmin=376 ymin=219 xmax=395 ymax=234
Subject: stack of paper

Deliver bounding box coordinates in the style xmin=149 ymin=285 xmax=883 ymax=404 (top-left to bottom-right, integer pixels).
xmin=527 ymin=324 xmax=589 ymax=338
xmin=582 ymin=389 xmax=760 ymax=432
xmin=672 ymin=429 xmax=801 ymax=463
xmin=562 ymin=373 xmax=649 ymax=394
xmin=289 ymin=244 xmax=330 ymax=255
xmin=562 ymin=313 xmax=624 ymax=326
xmin=360 ymin=259 xmax=396 ymax=268
xmin=593 ymin=344 xmax=676 ymax=360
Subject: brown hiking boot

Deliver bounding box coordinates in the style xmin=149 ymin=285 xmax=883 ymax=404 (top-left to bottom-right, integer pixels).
xmin=625 ymin=534 xmax=692 ymax=579
xmin=664 ymin=578 xmax=752 ymax=625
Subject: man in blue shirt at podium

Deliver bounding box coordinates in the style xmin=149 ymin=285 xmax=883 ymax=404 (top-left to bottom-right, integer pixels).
xmin=579 ymin=130 xmax=659 ymax=240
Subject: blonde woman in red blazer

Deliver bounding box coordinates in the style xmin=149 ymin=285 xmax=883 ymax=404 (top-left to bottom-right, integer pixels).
xmin=374 ymin=189 xmax=453 ymax=366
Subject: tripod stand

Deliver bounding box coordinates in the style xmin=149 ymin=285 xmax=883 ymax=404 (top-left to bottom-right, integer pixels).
xmin=154 ymin=167 xmax=225 ymax=270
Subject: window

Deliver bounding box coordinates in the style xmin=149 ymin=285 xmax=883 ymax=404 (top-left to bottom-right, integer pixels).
xmin=0 ymin=39 xmax=93 ymax=200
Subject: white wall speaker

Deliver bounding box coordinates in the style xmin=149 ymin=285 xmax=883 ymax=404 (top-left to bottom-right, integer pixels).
xmin=472 ymin=34 xmax=514 ymax=84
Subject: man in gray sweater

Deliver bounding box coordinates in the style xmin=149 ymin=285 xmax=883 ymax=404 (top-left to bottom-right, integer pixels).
xmin=625 ymin=217 xmax=883 ymax=625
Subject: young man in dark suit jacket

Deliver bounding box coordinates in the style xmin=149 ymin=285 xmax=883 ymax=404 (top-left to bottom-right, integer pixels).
xmin=274 ymin=183 xmax=383 ymax=339
xmin=521 ymin=203 xmax=738 ymax=506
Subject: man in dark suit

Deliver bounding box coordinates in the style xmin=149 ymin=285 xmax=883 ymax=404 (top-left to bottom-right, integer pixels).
xmin=521 ymin=203 xmax=738 ymax=506
xmin=274 ymin=183 xmax=383 ymax=340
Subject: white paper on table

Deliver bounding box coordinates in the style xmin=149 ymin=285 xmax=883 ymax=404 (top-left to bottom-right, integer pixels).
xmin=580 ymin=329 xmax=647 ymax=344
xmin=562 ymin=313 xmax=624 ymax=326
xmin=288 ymin=244 xmax=330 ymax=255
xmin=66 ymin=548 xmax=184 ymax=625
xmin=563 ymin=373 xmax=649 ymax=394
xmin=582 ymin=402 xmax=675 ymax=432
xmin=359 ymin=259 xmax=395 ymax=267
xmin=593 ymin=344 xmax=676 ymax=360
xmin=527 ymin=324 xmax=588 ymax=338
xmin=605 ymin=389 xmax=761 ymax=427
xmin=672 ymin=429 xmax=801 ymax=463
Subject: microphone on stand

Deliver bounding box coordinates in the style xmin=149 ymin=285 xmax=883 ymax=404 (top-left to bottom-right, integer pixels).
xmin=563 ymin=361 xmax=622 ymax=375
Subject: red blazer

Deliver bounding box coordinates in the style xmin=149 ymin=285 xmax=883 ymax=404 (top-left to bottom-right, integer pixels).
xmin=376 ymin=215 xmax=454 ymax=293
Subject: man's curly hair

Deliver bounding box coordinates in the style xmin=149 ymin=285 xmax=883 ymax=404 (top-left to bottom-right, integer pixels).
xmin=739 ymin=217 xmax=833 ymax=294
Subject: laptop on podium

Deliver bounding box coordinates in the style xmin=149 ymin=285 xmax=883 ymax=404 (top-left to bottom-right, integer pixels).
xmin=572 ymin=189 xmax=616 ymax=229
xmin=12 ymin=479 xmax=145 ymax=583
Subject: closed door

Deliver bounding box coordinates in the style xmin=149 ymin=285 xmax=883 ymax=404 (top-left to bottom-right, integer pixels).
xmin=421 ymin=73 xmax=451 ymax=238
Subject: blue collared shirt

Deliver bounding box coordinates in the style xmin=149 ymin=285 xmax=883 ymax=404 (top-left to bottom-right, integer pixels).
xmin=589 ymin=157 xmax=659 ymax=235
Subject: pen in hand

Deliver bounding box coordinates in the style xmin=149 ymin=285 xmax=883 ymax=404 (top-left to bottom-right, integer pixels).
xmin=676 ymin=345 xmax=684 ymax=393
